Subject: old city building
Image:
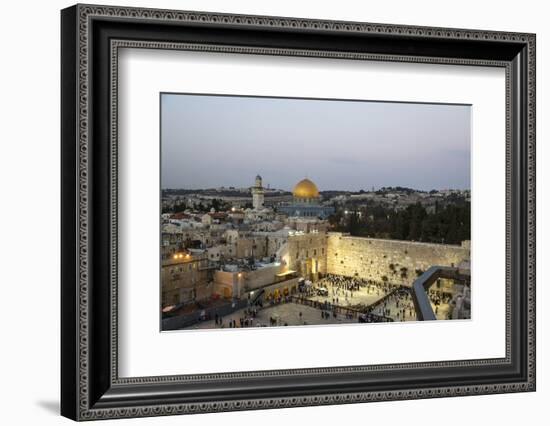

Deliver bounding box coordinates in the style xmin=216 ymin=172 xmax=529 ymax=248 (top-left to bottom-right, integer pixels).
xmin=161 ymin=251 xmax=214 ymax=307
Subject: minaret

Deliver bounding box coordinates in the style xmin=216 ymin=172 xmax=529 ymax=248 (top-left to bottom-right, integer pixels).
xmin=251 ymin=174 xmax=264 ymax=210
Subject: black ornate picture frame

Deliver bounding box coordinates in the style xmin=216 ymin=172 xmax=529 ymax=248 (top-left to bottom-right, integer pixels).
xmin=61 ymin=4 xmax=536 ymax=421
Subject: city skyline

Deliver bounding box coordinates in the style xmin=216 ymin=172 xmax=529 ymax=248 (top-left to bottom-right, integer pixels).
xmin=161 ymin=94 xmax=471 ymax=192
xmin=162 ymin=181 xmax=469 ymax=192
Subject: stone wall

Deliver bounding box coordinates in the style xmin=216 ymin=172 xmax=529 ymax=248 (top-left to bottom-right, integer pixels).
xmin=326 ymin=233 xmax=470 ymax=286
xmin=212 ymin=271 xmax=234 ymax=299
xmin=262 ymin=277 xmax=301 ymax=299
xmin=161 ymin=254 xmax=210 ymax=307
xmin=243 ymin=264 xmax=285 ymax=290
xmin=213 ymin=264 xmax=285 ymax=298
xmin=279 ymin=232 xmax=328 ymax=279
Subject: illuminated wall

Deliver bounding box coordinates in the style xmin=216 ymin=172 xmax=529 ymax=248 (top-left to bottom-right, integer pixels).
xmin=326 ymin=233 xmax=470 ymax=286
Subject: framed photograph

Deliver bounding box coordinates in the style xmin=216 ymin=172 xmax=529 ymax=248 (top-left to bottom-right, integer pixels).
xmin=61 ymin=4 xmax=536 ymax=421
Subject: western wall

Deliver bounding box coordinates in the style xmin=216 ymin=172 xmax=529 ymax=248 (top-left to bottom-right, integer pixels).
xmin=325 ymin=232 xmax=470 ymax=286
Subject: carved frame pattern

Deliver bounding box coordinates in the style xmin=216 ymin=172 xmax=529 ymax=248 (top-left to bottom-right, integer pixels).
xmin=61 ymin=3 xmax=536 ymax=421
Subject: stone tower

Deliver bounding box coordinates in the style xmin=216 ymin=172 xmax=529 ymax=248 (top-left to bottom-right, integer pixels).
xmin=251 ymin=174 xmax=264 ymax=210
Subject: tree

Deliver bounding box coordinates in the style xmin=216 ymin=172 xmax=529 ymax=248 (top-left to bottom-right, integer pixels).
xmin=331 ymin=200 xmax=470 ymax=245
xmin=407 ymin=203 xmax=427 ymax=240
xmin=346 ymin=211 xmax=362 ymax=236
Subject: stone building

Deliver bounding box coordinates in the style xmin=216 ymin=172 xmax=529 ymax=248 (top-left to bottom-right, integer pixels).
xmin=279 ymin=231 xmax=328 ymax=281
xmin=161 ymin=251 xmax=214 ymax=307
xmin=213 ymin=263 xmax=299 ymax=301
xmin=285 ymin=217 xmax=330 ymax=233
xmin=223 ymin=229 xmax=270 ymax=259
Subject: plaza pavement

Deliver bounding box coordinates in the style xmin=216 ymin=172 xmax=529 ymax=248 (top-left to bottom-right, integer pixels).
xmin=305 ymin=282 xmax=389 ymax=307
xmin=184 ymin=302 xmax=355 ymax=330
xmin=181 ymin=281 xmax=460 ymax=330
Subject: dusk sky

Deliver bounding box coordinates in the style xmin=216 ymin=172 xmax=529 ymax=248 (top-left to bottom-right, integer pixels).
xmin=161 ymin=94 xmax=471 ymax=192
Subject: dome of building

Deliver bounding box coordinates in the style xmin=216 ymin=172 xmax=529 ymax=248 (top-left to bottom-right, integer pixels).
xmin=293 ymin=178 xmax=320 ymax=199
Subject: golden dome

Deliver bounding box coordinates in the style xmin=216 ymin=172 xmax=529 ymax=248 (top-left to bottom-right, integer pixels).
xmin=293 ymin=178 xmax=320 ymax=199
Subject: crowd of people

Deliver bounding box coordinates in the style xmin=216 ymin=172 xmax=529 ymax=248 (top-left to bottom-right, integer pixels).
xmin=369 ymin=289 xmax=417 ymax=322
xmin=426 ymin=284 xmax=464 ymax=318
xmin=213 ymin=306 xmax=265 ymax=328
xmin=309 ymin=274 xmax=432 ymax=322
xmin=293 ymin=274 xmax=414 ymax=323
xmin=324 ymin=274 xmax=402 ymax=294
xmin=428 ymin=287 xmax=453 ymax=306
xmin=309 ymin=274 xmax=402 ymax=308
xmin=209 ymin=274 xmax=469 ymax=328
